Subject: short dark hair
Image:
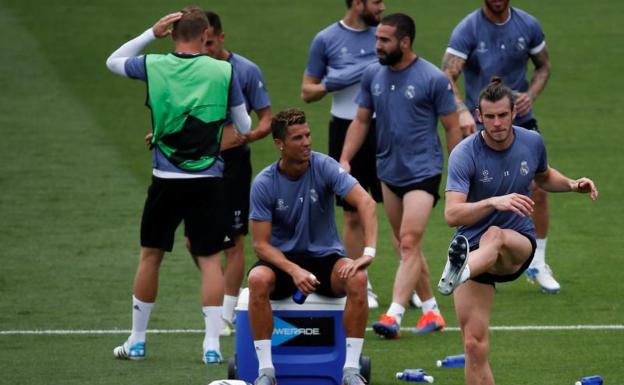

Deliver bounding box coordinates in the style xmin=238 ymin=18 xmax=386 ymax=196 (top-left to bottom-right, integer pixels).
xmin=380 ymin=13 xmax=415 ymax=47
xmin=173 ymin=6 xmax=209 ymax=42
xmin=478 ymin=76 xmax=515 ymax=111
xmin=205 ymin=11 xmax=222 ymax=34
xmin=271 ymin=108 xmax=307 ymax=140
xmin=345 ymin=0 xmax=367 ymax=8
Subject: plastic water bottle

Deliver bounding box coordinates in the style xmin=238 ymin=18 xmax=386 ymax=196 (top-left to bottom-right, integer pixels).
xmin=293 ymin=274 xmax=317 ymax=304
xmin=436 ymin=353 xmax=465 ymax=368
xmin=293 ymin=290 xmax=307 ymax=304
xmin=395 ymin=369 xmax=434 ymax=383
xmin=575 ymin=375 xmax=603 ymax=385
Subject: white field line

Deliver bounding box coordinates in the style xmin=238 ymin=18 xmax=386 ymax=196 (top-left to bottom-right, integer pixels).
xmin=1 ymin=325 xmax=623 ymax=335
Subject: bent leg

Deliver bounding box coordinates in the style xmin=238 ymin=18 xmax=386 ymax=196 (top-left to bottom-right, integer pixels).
xmin=454 ymin=280 xmax=495 ymax=385
xmin=247 ymin=266 xmax=276 ymax=340
xmin=331 ymin=258 xmax=368 ymax=338
xmin=468 ymin=227 xmax=533 ymax=278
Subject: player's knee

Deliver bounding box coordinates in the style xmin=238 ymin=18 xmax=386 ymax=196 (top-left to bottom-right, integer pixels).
xmin=345 ymin=271 xmax=368 ymax=305
xmin=248 ymin=269 xmax=274 ymax=296
xmin=224 ymin=246 xmax=244 ymax=263
xmin=347 ymin=270 xmax=368 ymax=292
xmin=398 ymin=231 xmax=423 ymax=258
xmin=464 ymin=334 xmax=489 ymax=364
xmin=481 ymin=226 xmax=504 ymax=248
xmin=140 ymin=248 xmax=164 ymax=267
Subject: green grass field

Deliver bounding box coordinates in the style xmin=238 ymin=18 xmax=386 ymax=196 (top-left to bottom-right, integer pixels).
xmin=1 ymin=0 xmax=623 ymax=384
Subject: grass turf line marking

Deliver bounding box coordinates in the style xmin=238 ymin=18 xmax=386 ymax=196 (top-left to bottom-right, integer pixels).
xmin=2 ymin=325 xmax=623 ymax=335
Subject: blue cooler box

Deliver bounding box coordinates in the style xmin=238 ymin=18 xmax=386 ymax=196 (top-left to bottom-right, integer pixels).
xmin=229 ymin=288 xmax=370 ymax=385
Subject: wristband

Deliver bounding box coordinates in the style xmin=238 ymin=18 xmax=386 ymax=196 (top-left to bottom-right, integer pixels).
xmin=363 ymin=247 xmax=376 ymax=258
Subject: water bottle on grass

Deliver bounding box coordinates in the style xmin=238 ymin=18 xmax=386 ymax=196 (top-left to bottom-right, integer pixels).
xmin=395 ymin=369 xmax=434 ymax=383
xmin=436 ymin=354 xmax=465 ymax=368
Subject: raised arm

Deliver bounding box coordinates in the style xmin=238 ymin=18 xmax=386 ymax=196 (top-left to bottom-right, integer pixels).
xmin=533 ymin=166 xmax=598 ymax=200
xmin=441 ymin=51 xmax=475 ymax=136
xmin=106 ymin=12 xmax=182 ymax=77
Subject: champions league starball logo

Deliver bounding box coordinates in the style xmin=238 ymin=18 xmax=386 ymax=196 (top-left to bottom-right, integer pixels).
xmin=479 ymin=169 xmax=494 ymax=183
xmin=372 ymin=83 xmax=382 ymax=96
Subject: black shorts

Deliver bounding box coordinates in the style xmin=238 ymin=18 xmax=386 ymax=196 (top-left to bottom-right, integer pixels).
xmin=249 ymin=253 xmax=346 ymax=300
xmin=221 ymin=145 xmax=252 ymax=236
xmin=517 ymin=118 xmax=540 ymax=133
xmin=140 ymin=176 xmax=233 ymax=256
xmin=471 ymin=232 xmax=537 ymax=286
xmin=384 ymin=174 xmax=442 ymax=207
xmin=328 ymin=116 xmax=382 ymax=211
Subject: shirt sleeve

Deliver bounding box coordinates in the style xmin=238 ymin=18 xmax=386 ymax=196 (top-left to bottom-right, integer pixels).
xmin=535 ymin=135 xmax=548 ymax=173
xmin=124 ymin=56 xmax=147 ymax=80
xmin=527 ymin=15 xmax=546 ymax=54
xmin=106 ymin=28 xmax=155 ymax=79
xmin=355 ymin=66 xmax=375 ymax=110
xmin=304 ymin=33 xmax=328 ymax=79
xmin=249 ymin=175 xmax=273 ymax=222
xmin=446 ymin=16 xmax=474 ymax=59
xmin=228 ymin=69 xmax=245 ymax=107
xmin=245 ymin=64 xmax=271 ymax=110
xmin=321 ymin=156 xmax=358 ymax=198
xmin=445 ymin=143 xmax=473 ymax=194
xmin=431 ymin=71 xmax=457 ymax=116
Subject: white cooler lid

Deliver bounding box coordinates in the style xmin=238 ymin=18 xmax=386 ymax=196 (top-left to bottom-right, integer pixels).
xmin=236 ymin=287 xmax=346 ymax=311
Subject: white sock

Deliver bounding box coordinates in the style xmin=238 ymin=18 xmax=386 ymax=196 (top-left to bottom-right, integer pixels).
xmin=344 ymin=338 xmax=364 ymax=369
xmin=221 ymin=294 xmax=238 ymax=324
xmin=460 ymin=265 xmax=471 ymax=284
xmin=254 ymin=339 xmax=274 ymax=372
xmin=202 ymin=306 xmax=222 ymax=352
xmin=386 ymin=303 xmax=405 ymax=325
xmin=530 ymin=238 xmax=547 ymax=267
xmin=130 ymin=295 xmax=154 ymax=345
xmin=421 ymin=297 xmax=440 ymax=315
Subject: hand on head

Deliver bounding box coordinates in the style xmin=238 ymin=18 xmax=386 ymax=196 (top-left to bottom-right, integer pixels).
xmin=152 ymin=12 xmax=183 ymax=38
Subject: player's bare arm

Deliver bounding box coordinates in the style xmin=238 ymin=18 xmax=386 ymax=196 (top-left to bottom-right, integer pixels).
xmin=251 ymin=220 xmax=320 ymax=293
xmin=442 ymin=52 xmax=476 ymax=135
xmin=339 ymin=107 xmax=372 ymax=174
xmin=445 ymin=191 xmax=535 ymax=227
xmin=247 ymin=107 xmax=273 ymax=142
xmin=528 ymin=47 xmax=551 ymax=101
xmin=301 ymin=75 xmax=328 ymax=103
xmin=439 ymin=111 xmax=462 ymax=154
xmin=533 ymin=167 xmax=598 ymax=201
xmin=516 ymin=47 xmax=551 ymax=116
